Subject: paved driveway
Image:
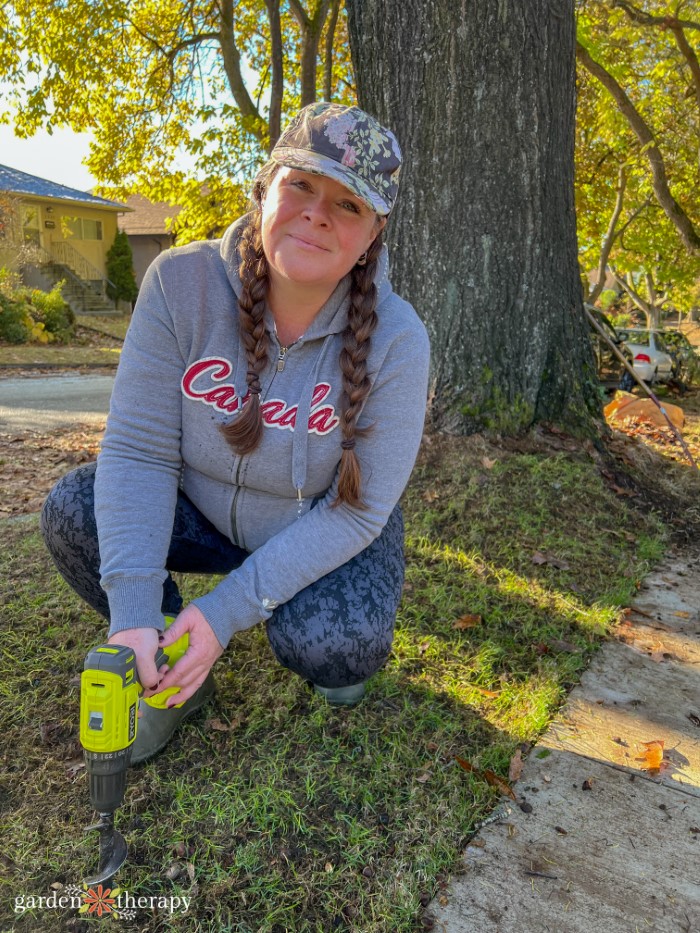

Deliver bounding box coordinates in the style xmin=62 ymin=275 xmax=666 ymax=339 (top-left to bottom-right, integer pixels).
xmin=0 ymin=373 xmax=114 ymax=431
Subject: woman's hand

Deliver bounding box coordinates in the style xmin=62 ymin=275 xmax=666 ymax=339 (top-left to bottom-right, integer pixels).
xmin=107 ymin=627 xmax=165 ymax=698
xmin=155 ymin=604 xmax=224 ymax=707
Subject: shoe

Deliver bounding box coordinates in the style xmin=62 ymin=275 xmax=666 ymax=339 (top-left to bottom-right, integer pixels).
xmin=130 ymin=673 xmax=216 ymax=764
xmin=313 ymin=682 xmax=366 ymax=706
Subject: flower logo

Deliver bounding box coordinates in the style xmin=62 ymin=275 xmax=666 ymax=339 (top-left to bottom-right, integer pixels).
xmin=79 ymin=884 xmax=120 ymax=917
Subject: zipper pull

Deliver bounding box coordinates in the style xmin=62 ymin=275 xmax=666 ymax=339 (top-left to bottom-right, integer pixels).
xmin=296 ymin=488 xmax=303 ymax=518
xmin=277 ymin=346 xmax=287 ymax=372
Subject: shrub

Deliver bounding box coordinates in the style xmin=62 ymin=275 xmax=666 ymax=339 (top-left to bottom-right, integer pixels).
xmin=0 ymin=292 xmax=32 ymax=343
xmin=106 ymin=231 xmax=138 ymax=305
xmin=0 ymin=275 xmax=74 ymax=344
xmin=31 ymin=283 xmax=75 ymax=343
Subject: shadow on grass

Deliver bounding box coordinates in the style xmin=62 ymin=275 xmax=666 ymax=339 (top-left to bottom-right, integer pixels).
xmin=0 ymin=433 xmax=668 ymax=931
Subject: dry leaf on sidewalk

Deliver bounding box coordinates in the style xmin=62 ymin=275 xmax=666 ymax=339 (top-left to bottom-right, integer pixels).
xmin=508 ymin=749 xmax=524 ymax=782
xmin=637 ymin=739 xmax=664 ymax=770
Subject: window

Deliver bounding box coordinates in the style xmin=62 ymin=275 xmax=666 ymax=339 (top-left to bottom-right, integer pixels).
xmin=21 ymin=205 xmax=40 ymax=246
xmin=62 ymin=216 xmax=103 ymax=241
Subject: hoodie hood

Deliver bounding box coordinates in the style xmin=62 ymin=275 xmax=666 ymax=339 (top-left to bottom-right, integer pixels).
xmin=218 ymin=213 xmax=395 ymax=506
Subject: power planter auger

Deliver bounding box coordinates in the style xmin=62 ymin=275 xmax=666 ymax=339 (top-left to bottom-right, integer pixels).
xmin=79 ymin=619 xmax=188 ymax=885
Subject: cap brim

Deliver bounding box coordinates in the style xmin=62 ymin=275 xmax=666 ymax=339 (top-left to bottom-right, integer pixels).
xmin=271 ymin=147 xmax=391 ymax=216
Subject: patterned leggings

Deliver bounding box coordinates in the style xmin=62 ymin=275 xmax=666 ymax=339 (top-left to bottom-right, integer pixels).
xmin=40 ymin=462 xmax=404 ymax=688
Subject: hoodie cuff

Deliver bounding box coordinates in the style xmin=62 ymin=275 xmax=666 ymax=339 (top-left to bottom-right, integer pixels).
xmin=192 ymin=576 xmax=270 ymax=650
xmin=104 ymin=575 xmax=167 ymax=637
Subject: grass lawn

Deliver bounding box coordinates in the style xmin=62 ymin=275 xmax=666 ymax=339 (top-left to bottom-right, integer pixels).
xmin=2 ymin=420 xmax=686 ymax=931
xmin=0 ymin=313 xmax=128 ymax=370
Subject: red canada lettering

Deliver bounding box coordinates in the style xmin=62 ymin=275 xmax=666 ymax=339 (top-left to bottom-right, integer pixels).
xmin=181 ymin=358 xmax=241 ymax=413
xmin=181 ymin=360 xmax=339 ymax=434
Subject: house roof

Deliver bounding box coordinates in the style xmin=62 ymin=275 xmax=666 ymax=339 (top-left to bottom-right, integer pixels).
xmin=0 ymin=163 xmax=127 ymax=210
xmin=117 ymin=194 xmax=181 ymax=236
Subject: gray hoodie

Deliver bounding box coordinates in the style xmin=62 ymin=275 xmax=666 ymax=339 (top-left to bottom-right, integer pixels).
xmin=95 ymin=216 xmax=431 ymax=649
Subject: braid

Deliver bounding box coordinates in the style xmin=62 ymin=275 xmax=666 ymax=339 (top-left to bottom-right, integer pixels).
xmin=334 ymin=231 xmax=384 ymax=509
xmin=220 ymin=213 xmax=270 ymax=454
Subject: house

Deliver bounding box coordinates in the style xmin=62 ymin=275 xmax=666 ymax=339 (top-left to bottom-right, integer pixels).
xmin=117 ymin=194 xmax=180 ymax=288
xmin=0 ymin=163 xmax=129 ymax=315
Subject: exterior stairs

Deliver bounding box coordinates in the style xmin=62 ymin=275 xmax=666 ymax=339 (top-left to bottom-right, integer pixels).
xmin=23 ymin=243 xmax=121 ymax=317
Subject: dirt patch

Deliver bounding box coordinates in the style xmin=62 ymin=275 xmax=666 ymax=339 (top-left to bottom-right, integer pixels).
xmin=0 ymin=423 xmax=104 ymax=516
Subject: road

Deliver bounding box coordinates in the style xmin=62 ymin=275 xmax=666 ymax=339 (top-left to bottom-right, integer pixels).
xmin=0 ymin=373 xmax=114 ymax=431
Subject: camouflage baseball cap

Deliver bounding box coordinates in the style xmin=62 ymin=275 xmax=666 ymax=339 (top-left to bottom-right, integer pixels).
xmin=270 ymin=102 xmax=402 ymax=216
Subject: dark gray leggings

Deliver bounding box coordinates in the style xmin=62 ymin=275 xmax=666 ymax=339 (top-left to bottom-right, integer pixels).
xmin=40 ymin=462 xmax=404 ymax=688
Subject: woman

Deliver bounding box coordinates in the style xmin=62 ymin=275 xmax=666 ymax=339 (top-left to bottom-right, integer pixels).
xmin=41 ymin=102 xmax=431 ymax=762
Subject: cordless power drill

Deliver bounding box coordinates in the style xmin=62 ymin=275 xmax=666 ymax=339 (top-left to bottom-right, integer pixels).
xmin=79 ymin=618 xmax=188 ymax=885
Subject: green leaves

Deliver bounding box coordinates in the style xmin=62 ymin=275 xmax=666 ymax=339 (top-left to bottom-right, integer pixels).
xmin=577 ymin=1 xmax=700 ymax=308
xmin=0 ymin=0 xmax=354 ymax=237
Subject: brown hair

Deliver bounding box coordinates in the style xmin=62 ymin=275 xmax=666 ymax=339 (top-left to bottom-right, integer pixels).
xmin=220 ymin=166 xmax=383 ymax=508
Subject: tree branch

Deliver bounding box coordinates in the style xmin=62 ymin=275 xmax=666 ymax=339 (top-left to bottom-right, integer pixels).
xmin=288 ymin=0 xmax=311 ymax=30
xmin=612 ymin=0 xmax=700 ymax=31
xmin=265 ymin=0 xmax=283 ymax=148
xmin=218 ymin=0 xmax=264 ymax=139
xmin=671 ymin=25 xmax=700 ymax=112
xmin=577 ymin=41 xmax=700 ymax=252
xmin=589 ymin=164 xmax=627 ymax=303
xmin=611 ymin=268 xmax=656 ymax=324
xmin=323 ymin=0 xmax=341 ymax=100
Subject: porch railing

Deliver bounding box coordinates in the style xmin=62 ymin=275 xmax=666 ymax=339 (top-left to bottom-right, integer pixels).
xmin=49 ymin=240 xmax=115 ymax=297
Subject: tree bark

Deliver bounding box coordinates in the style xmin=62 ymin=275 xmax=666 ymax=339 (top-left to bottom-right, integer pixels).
xmin=346 ymin=0 xmax=600 ymax=434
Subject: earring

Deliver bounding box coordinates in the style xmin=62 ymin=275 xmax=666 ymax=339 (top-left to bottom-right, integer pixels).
xmin=357 ymin=252 xmax=368 ymax=266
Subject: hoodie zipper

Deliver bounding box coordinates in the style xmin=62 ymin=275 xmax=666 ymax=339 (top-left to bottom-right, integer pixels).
xmin=230 ymin=334 xmax=297 ymax=545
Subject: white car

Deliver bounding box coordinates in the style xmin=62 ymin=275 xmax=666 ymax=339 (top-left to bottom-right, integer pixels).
xmin=616 ymin=328 xmax=674 ymax=384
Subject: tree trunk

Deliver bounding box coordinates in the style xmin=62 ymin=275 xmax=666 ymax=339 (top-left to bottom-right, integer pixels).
xmin=346 ymin=0 xmax=601 ymax=434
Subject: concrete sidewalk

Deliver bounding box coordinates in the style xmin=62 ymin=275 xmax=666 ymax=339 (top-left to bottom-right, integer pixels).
xmin=432 ymin=556 xmax=700 ymax=932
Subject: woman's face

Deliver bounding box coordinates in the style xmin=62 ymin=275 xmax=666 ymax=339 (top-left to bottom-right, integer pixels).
xmin=261 ymin=167 xmax=384 ymax=297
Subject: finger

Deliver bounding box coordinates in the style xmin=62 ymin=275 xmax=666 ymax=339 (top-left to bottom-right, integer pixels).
xmin=165 ymin=679 xmax=207 ymax=708
xmin=159 ymin=613 xmax=190 ymax=648
xmin=136 ymin=660 xmax=160 ymax=693
xmin=155 ymin=663 xmax=203 ymax=696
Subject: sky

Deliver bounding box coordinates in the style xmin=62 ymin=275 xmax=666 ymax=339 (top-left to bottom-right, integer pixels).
xmin=0 ymin=123 xmax=96 ymax=192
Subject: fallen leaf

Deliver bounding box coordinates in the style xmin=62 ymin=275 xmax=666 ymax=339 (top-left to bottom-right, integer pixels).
xmin=165 ymin=862 xmax=184 ymax=881
xmin=687 ymin=713 xmax=700 ymax=728
xmin=582 ymin=779 xmax=594 ymax=791
xmin=554 ymin=826 xmax=568 ymax=835
xmin=416 ymin=770 xmax=432 ymax=783
xmin=532 ymin=551 xmax=571 ymax=570
xmin=455 ymin=756 xmax=516 ymax=800
xmin=65 ymin=758 xmax=85 ymax=776
xmin=548 ymin=639 xmax=579 ymax=654
xmin=453 ymin=614 xmax=482 ymax=630
xmin=674 ymin=611 xmax=690 ymax=618
xmin=206 ymin=717 xmax=234 ymax=732
xmin=508 ymin=749 xmax=524 ymax=783
xmin=638 ymin=739 xmax=664 ymax=770
xmin=481 ymin=456 xmax=497 ymax=469
xmin=469 ymin=685 xmax=500 ymax=698
xmin=324 ymin=862 xmax=334 ymax=873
